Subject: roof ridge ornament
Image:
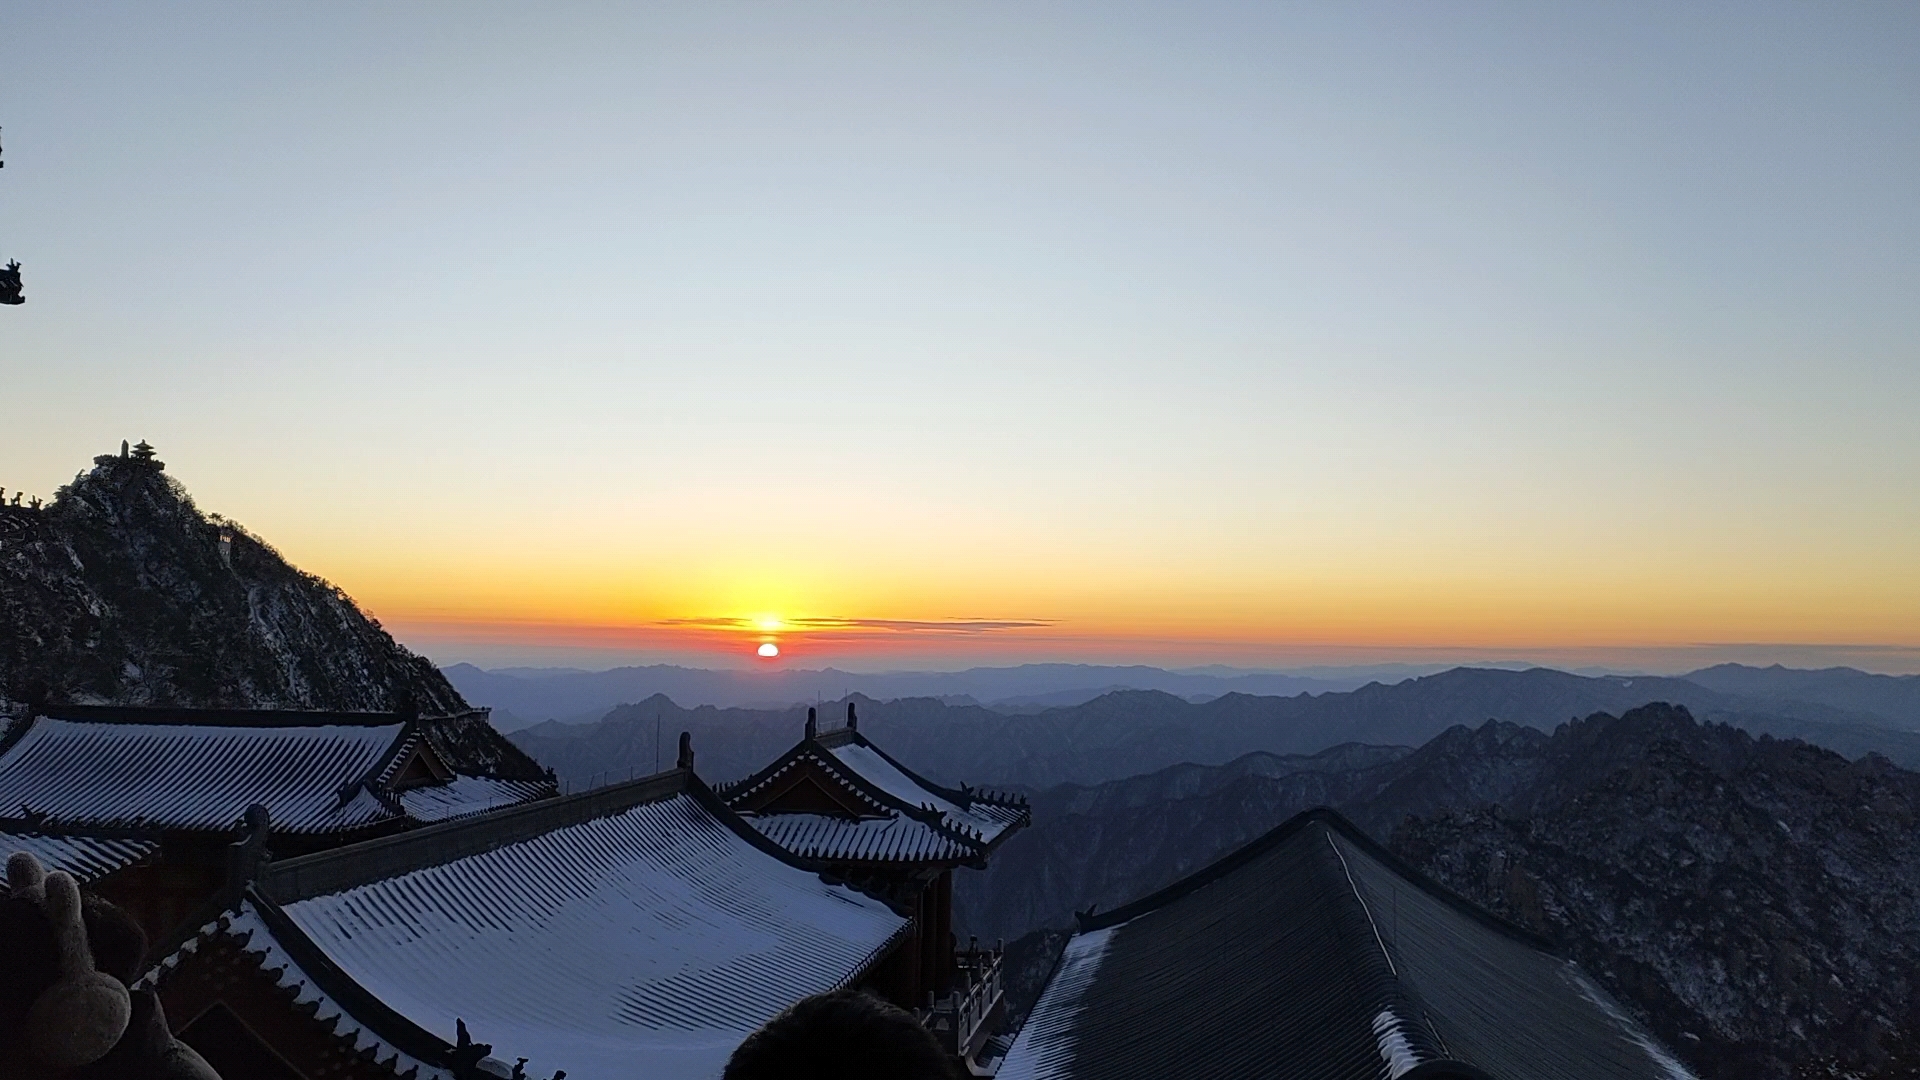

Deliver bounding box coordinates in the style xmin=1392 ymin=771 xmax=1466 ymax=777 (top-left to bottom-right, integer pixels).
xmin=223 ymin=804 xmax=272 ymax=895
xmin=805 ymin=707 xmax=817 ymax=740
xmin=676 ymin=731 xmax=694 ymax=771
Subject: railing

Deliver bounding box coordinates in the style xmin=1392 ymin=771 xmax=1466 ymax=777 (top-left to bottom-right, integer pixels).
xmin=920 ymin=939 xmax=1006 ymax=1062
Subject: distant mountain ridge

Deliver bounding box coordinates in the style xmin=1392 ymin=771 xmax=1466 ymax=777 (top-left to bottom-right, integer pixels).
xmin=0 ymin=447 xmax=466 ymax=713
xmin=508 ymin=666 xmax=1920 ymax=796
xmin=951 ymin=720 xmax=1552 ymax=944
xmin=443 ymin=661 xmax=1359 ymax=726
xmin=1683 ymin=662 xmax=1920 ymax=728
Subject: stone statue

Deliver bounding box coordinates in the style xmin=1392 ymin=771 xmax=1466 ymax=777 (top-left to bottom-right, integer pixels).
xmin=0 ymin=261 xmax=22 ymax=306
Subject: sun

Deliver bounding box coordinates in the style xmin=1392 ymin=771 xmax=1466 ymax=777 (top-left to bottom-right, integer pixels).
xmin=757 ymin=642 xmax=779 ymax=658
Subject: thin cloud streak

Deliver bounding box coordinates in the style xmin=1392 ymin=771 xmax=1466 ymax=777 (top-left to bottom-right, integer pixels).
xmin=658 ymin=616 xmax=1054 ymax=635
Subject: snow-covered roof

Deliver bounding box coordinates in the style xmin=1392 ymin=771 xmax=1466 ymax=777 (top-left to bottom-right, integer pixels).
xmin=0 ymin=710 xmax=555 ymax=835
xmin=396 ymin=776 xmax=555 ymax=824
xmin=147 ymin=770 xmax=909 ymax=1080
xmin=0 ymin=718 xmax=404 ymax=832
xmin=724 ymin=726 xmax=1029 ymax=865
xmin=0 ymin=830 xmax=158 ymax=881
xmin=143 ymin=902 xmax=452 ymax=1080
xmin=998 ymin=808 xmax=1697 ymax=1080
xmin=826 ymin=739 xmax=1027 ymax=843
xmin=749 ymin=811 xmax=980 ymax=863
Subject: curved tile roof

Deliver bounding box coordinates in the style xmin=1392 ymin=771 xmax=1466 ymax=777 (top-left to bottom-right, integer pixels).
xmin=828 ymin=742 xmax=1025 ymax=844
xmin=234 ymin=788 xmax=906 ymax=1080
xmin=747 ymin=811 xmax=979 ymax=863
xmin=0 ymin=830 xmax=158 ymax=881
xmin=0 ymin=719 xmax=405 ymax=832
xmin=397 ymin=777 xmax=554 ymax=824
xmin=0 ymin=713 xmax=556 ymax=835
xmin=724 ymin=729 xmax=1030 ymax=865
xmin=1000 ymin=808 xmax=1695 ymax=1080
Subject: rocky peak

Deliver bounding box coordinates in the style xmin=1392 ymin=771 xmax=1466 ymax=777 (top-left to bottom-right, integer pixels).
xmin=1395 ymin=703 xmax=1920 ymax=1079
xmin=0 ymin=444 xmax=466 ymax=714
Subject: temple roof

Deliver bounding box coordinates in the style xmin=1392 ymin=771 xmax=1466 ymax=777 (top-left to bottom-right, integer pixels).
xmin=0 ymin=829 xmax=157 ymax=881
xmin=720 ymin=722 xmax=1028 ymax=866
xmin=998 ymin=808 xmax=1696 ymax=1080
xmin=143 ymin=766 xmax=909 ymax=1080
xmin=0 ymin=706 xmax=555 ymax=836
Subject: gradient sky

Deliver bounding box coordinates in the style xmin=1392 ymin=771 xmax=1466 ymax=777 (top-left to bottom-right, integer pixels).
xmin=4 ymin=2 xmax=1918 ymax=672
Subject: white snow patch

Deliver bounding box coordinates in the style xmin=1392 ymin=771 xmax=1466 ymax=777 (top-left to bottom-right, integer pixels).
xmin=1371 ymin=1010 xmax=1421 ymax=1078
xmin=997 ymin=925 xmax=1121 ymax=1080
xmin=1563 ymin=963 xmax=1700 ymax=1080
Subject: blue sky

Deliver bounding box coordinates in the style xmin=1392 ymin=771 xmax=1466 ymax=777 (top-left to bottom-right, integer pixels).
xmin=3 ymin=2 xmax=1917 ymax=671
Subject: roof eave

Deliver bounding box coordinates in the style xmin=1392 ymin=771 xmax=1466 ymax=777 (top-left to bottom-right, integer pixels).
xmin=261 ymin=768 xmax=688 ymax=904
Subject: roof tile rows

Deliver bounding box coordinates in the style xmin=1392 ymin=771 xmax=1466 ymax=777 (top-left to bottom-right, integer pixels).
xmin=1000 ymin=809 xmax=1696 ymax=1080
xmin=145 ymin=778 xmax=909 ymax=1080
xmin=0 ymin=719 xmax=406 ymax=832
xmin=0 ymin=711 xmax=556 ymax=835
xmin=725 ymin=729 xmax=1030 ymax=865
xmin=827 ymin=741 xmax=1026 ymax=843
xmin=0 ymin=830 xmax=158 ymax=881
xmin=396 ymin=777 xmax=556 ymax=824
xmin=749 ymin=812 xmax=980 ymax=863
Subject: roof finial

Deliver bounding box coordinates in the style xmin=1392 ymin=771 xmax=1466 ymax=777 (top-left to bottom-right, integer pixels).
xmin=805 ymin=707 xmax=817 ymax=740
xmin=846 ymin=701 xmax=858 ymax=731
xmin=676 ymin=730 xmax=694 ymax=770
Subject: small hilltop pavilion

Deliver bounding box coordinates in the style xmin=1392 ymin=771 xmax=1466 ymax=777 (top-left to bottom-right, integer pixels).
xmin=719 ymin=702 xmax=1030 ymax=1068
xmin=140 ymin=738 xmax=910 ymax=1080
xmin=998 ymin=807 xmax=1697 ymax=1080
xmin=0 ymin=703 xmax=557 ymax=944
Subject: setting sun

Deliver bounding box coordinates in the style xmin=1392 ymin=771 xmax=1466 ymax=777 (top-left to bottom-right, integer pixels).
xmin=757 ymin=642 xmax=779 ymax=658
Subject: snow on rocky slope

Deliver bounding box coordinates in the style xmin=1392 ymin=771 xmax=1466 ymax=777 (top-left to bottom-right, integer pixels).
xmin=0 ymin=445 xmax=464 ymax=714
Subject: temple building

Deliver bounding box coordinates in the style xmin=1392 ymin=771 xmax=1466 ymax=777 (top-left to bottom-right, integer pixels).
xmin=141 ymin=744 xmax=909 ymax=1080
xmin=998 ymin=807 xmax=1697 ymax=1080
xmin=0 ymin=704 xmax=557 ymax=943
xmin=718 ymin=703 xmax=1030 ymax=1066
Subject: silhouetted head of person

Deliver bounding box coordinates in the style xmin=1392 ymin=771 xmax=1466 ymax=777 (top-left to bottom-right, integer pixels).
xmin=723 ymin=991 xmax=957 ymax=1080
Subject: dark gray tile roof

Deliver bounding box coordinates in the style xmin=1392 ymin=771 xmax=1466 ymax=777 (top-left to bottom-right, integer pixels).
xmin=999 ymin=808 xmax=1695 ymax=1080
xmin=0 ymin=710 xmax=555 ymax=835
xmin=725 ymin=729 xmax=1029 ymax=864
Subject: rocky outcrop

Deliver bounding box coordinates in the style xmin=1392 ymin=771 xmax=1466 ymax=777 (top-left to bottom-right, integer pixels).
xmin=0 ymin=447 xmax=465 ymax=714
xmin=962 ymin=704 xmax=1920 ymax=1078
xmin=1394 ymin=704 xmax=1920 ymax=1080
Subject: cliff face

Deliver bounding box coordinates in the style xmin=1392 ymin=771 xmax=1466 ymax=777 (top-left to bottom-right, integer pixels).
xmin=1394 ymin=704 xmax=1920 ymax=1080
xmin=0 ymin=447 xmax=466 ymax=714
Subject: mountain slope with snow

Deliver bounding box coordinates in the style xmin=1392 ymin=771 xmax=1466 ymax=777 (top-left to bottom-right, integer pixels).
xmin=0 ymin=446 xmax=465 ymax=713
